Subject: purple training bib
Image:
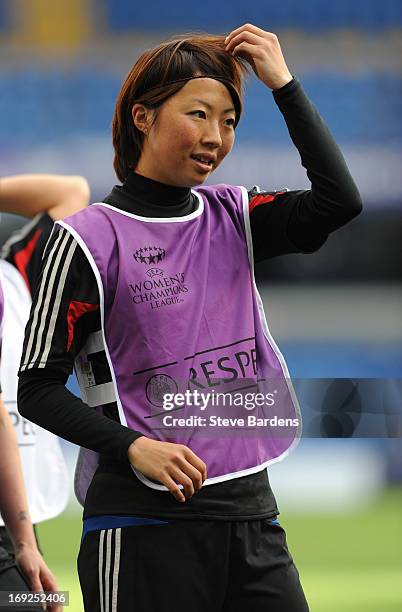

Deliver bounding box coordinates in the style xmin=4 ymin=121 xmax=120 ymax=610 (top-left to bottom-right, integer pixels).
xmin=60 ymin=183 xmax=301 ymax=501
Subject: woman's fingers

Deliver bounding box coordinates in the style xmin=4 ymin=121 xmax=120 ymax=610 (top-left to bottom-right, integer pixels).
xmin=169 ymin=466 xmax=195 ymax=499
xmin=226 ymin=41 xmax=261 ymax=73
xmin=182 ymin=446 xmax=207 ymax=483
xmin=176 ymin=455 xmax=205 ymax=493
xmin=225 ymin=22 xmax=272 ymax=45
xmin=163 ymin=474 xmax=186 ymax=503
xmin=225 ymin=23 xmax=292 ymax=90
xmin=128 ymin=437 xmax=207 ymax=501
xmin=164 ymin=446 xmax=205 ymax=499
xmin=225 ymin=30 xmax=265 ymax=54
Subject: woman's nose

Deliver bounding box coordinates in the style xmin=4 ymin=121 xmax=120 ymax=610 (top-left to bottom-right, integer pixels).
xmin=201 ymin=121 xmax=222 ymax=148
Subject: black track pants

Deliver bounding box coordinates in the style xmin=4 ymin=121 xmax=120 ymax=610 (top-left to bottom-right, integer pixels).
xmin=78 ymin=517 xmax=309 ymax=612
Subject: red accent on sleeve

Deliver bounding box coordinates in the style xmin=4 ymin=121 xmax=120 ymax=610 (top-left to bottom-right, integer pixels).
xmin=66 ymin=301 xmax=99 ymax=352
xmin=13 ymin=228 xmax=42 ymax=293
xmin=249 ymin=191 xmax=287 ymax=214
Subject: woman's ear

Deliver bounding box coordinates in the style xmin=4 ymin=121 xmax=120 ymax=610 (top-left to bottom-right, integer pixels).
xmin=132 ymin=104 xmax=153 ymax=136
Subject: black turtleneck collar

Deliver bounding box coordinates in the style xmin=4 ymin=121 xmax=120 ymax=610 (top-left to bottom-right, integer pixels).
xmin=125 ymin=171 xmax=191 ymax=206
xmin=103 ymin=171 xmax=198 ymax=218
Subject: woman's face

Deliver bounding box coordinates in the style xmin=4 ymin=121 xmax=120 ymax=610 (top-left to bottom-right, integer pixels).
xmin=134 ymin=78 xmax=236 ymax=187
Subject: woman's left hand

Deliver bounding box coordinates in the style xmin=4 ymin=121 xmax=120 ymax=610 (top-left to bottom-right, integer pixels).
xmin=15 ymin=543 xmax=62 ymax=611
xmin=225 ymin=23 xmax=293 ymax=90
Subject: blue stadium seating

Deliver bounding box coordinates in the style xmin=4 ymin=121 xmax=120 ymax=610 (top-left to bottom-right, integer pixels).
xmin=0 ymin=1 xmax=9 ymax=31
xmin=0 ymin=68 xmax=121 ymax=144
xmin=104 ymin=0 xmax=402 ymax=32
xmin=0 ymin=69 xmax=400 ymax=146
xmin=240 ymin=73 xmax=402 ymax=145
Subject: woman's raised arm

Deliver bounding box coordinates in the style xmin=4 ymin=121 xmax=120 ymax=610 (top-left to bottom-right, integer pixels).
xmin=0 ymin=174 xmax=90 ymax=220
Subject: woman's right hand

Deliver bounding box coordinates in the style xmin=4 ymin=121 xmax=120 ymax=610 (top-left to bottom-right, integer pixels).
xmin=127 ymin=436 xmax=207 ymax=503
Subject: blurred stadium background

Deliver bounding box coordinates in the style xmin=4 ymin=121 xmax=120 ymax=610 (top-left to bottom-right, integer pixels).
xmin=1 ymin=1 xmax=401 ymax=610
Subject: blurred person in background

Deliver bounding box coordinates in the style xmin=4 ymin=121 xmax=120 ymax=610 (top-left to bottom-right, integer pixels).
xmin=0 ymin=174 xmax=90 ymax=607
xmin=0 ymin=274 xmax=60 ymax=611
xmin=18 ymin=24 xmax=361 ymax=612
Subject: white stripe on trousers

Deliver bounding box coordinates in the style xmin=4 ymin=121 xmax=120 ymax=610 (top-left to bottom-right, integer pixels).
xmin=112 ymin=529 xmax=121 ymax=612
xmin=104 ymin=530 xmax=112 ymax=612
xmin=98 ymin=531 xmax=105 ymax=612
xmin=99 ymin=529 xmax=121 ymax=612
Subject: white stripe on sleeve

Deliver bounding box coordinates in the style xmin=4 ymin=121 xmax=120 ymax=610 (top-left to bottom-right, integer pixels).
xmin=21 ymin=227 xmax=69 ymax=369
xmin=21 ymin=229 xmax=77 ymax=370
xmin=1 ymin=214 xmax=44 ymax=260
xmin=37 ymin=237 xmax=77 ymax=368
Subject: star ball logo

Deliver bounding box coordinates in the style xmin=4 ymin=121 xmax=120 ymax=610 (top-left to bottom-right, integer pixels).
xmin=133 ymin=246 xmax=166 ymax=265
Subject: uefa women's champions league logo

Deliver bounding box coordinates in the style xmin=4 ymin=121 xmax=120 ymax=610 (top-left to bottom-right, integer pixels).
xmin=133 ymin=246 xmax=166 ymax=265
xmin=130 ymin=245 xmax=189 ymax=309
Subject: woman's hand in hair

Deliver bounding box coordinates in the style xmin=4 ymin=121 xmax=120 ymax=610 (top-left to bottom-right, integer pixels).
xmin=225 ymin=23 xmax=292 ymax=91
xmin=127 ymin=436 xmax=207 ymax=503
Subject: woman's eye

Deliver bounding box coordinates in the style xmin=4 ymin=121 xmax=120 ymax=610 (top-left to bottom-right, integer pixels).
xmin=191 ymin=110 xmax=206 ymax=118
xmin=225 ymin=118 xmax=236 ymax=127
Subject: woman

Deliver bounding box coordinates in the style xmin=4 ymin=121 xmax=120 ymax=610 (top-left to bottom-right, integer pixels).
xmin=0 ymin=274 xmax=58 ymax=611
xmin=18 ymin=24 xmax=362 ymax=612
xmin=0 ymin=173 xmax=89 ymax=611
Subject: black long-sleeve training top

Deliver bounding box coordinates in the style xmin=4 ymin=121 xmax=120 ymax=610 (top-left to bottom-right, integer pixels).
xmin=16 ymin=77 xmax=362 ymax=520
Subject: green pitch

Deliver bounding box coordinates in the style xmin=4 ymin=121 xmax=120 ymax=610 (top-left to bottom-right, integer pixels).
xmin=285 ymin=487 xmax=402 ymax=612
xmin=37 ymin=487 xmax=402 ymax=612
